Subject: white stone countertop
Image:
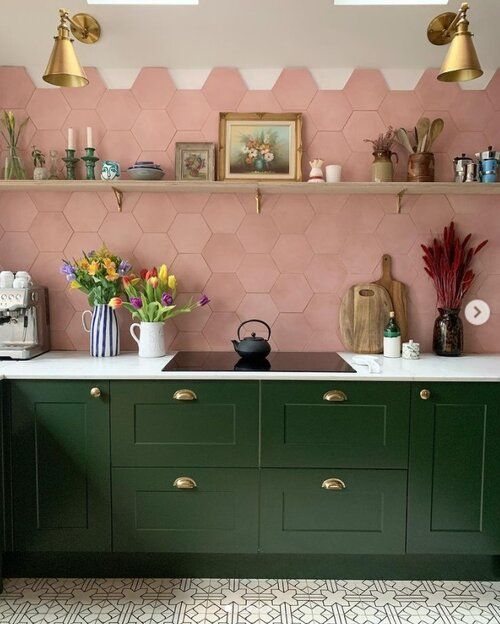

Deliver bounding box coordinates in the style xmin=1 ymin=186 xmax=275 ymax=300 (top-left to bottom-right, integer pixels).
xmin=0 ymin=351 xmax=499 ymax=381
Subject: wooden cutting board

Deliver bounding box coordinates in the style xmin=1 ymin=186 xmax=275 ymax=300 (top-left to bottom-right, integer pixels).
xmin=339 ymin=282 xmax=392 ymax=353
xmin=372 ymin=254 xmax=409 ymax=343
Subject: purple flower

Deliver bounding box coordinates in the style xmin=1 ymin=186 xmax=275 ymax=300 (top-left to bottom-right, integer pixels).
xmin=162 ymin=292 xmax=173 ymax=306
xmin=118 ymin=259 xmax=132 ymax=276
xmin=130 ymin=297 xmax=143 ymax=309
xmin=197 ymin=294 xmax=210 ymax=307
xmin=66 ymin=272 xmax=76 ymax=282
xmin=60 ymin=261 xmax=75 ymax=276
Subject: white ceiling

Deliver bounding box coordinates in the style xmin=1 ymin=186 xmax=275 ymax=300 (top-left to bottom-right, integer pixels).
xmin=1 ymin=0 xmax=499 ymax=77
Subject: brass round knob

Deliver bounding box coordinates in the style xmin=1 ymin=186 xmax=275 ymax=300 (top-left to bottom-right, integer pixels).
xmin=420 ymin=389 xmax=431 ymax=400
xmin=90 ymin=387 xmax=101 ymax=399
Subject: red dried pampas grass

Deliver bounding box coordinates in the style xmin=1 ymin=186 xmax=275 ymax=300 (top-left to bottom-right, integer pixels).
xmin=421 ymin=221 xmax=487 ymax=310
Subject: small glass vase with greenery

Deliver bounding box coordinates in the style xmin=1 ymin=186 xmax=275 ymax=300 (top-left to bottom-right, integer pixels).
xmin=1 ymin=110 xmax=28 ymax=180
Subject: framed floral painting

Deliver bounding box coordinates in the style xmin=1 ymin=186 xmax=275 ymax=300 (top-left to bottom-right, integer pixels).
xmin=218 ymin=113 xmax=302 ymax=181
xmin=175 ymin=142 xmax=216 ymax=181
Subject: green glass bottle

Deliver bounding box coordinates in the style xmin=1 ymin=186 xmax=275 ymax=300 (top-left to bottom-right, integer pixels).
xmin=384 ymin=311 xmax=401 ymax=358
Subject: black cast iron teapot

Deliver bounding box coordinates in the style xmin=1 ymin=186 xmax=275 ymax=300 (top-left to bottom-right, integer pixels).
xmin=232 ymin=319 xmax=272 ymax=359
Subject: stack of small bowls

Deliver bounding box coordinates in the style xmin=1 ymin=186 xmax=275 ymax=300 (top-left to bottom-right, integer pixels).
xmin=127 ymin=161 xmax=165 ymax=180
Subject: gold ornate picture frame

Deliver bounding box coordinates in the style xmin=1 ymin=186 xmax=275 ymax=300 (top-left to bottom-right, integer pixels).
xmin=218 ymin=112 xmax=302 ymax=182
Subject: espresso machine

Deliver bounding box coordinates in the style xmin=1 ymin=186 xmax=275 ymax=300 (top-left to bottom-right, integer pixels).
xmin=0 ymin=272 xmax=50 ymax=359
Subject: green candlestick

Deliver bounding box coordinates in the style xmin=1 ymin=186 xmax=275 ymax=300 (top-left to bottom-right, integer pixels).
xmin=62 ymin=149 xmax=79 ymax=180
xmin=82 ymin=147 xmax=99 ymax=180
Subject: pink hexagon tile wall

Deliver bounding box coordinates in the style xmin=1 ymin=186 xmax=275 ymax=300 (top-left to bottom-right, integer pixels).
xmin=0 ymin=65 xmax=499 ymax=352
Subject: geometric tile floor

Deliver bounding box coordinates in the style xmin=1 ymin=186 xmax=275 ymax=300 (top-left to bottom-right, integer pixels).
xmin=0 ymin=578 xmax=499 ymax=623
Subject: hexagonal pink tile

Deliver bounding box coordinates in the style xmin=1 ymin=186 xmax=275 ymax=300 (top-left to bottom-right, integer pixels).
xmin=340 ymin=196 xmax=384 ymax=234
xmin=0 ymin=232 xmax=38 ymax=270
xmin=308 ymin=91 xmax=352 ymax=131
xmin=173 ymin=293 xmax=211 ymax=331
xmin=66 ymin=311 xmax=90 ymax=351
xmin=270 ymin=274 xmax=312 ymax=312
xmin=486 ymin=70 xmax=500 ymax=110
xmin=133 ymin=194 xmax=176 ymax=232
xmin=203 ymin=234 xmax=245 ymax=273
xmin=170 ymin=254 xmax=211 ymax=292
xmin=99 ymin=191 xmax=140 ymax=214
xmin=343 ymin=111 xmax=385 ymax=152
xmin=237 ymin=294 xmax=279 ymax=324
xmin=64 ymin=192 xmax=107 ymax=232
xmin=272 ymin=195 xmax=314 ymax=235
xmin=203 ymin=195 xmax=245 ymax=234
xmin=341 ymin=233 xmax=382 ymax=274
xmin=62 ymin=110 xmax=106 ymax=151
xmin=272 ymin=313 xmax=313 ymax=350
xmin=410 ymin=195 xmax=454 ymax=233
xmin=308 ymin=131 xmax=351 ymax=166
xmin=344 ymin=69 xmax=388 ymax=111
xmin=478 ymin=275 xmax=500 ymax=313
xmin=133 ymin=233 xmax=177 ymax=270
xmin=202 ymin=68 xmax=247 ymax=111
xmin=272 ymin=69 xmax=317 ymax=111
xmin=485 ymin=111 xmax=500 ymax=148
xmin=29 ymin=213 xmax=72 ymax=252
xmin=238 ymin=91 xmax=281 ymax=113
xmin=237 ymin=213 xmax=279 ymax=253
xmin=168 ymin=90 xmax=211 ymax=130
xmin=30 ymin=252 xmax=65 ymax=291
xmin=447 ymin=131 xmax=486 ymax=161
xmin=99 ymin=213 xmax=142 ymax=253
xmin=0 ymin=67 xmax=34 ymax=109
xmin=450 ymin=91 xmax=494 ymax=132
xmin=29 ymin=130 xmax=65 ymax=158
xmin=304 ymin=293 xmax=339 ymax=330
xmin=415 ymin=68 xmax=460 ymax=110
xmin=305 ymin=214 xmax=348 ymax=254
xmin=46 ymin=291 xmax=75 ymax=331
xmin=308 ymin=194 xmax=348 ymax=214
xmin=26 ymin=89 xmax=70 ymax=130
xmin=28 ymin=192 xmax=70 ymax=213
xmin=378 ymin=91 xmax=424 ymax=129
xmin=477 ymin=313 xmax=500 ymax=353
xmin=165 ymin=130 xmax=206 ymax=166
xmin=237 ymin=193 xmax=279 ymax=215
xmin=305 ymin=254 xmax=347 ymax=294
xmin=342 ymin=150 xmax=375 ymax=182
xmin=98 ymin=131 xmax=141 ymax=170
xmin=131 ymin=68 xmax=176 ymax=109
xmin=169 ymin=193 xmax=210 ymax=213
xmin=50 ymin=330 xmax=76 ymax=350
xmin=64 ymin=232 xmax=103 ymax=261
xmin=171 ymin=332 xmax=210 ymax=351
xmin=132 ymin=110 xmax=176 ymax=151
xmin=169 ymin=214 xmax=211 ymax=253
xmin=203 ymin=311 xmax=240 ymax=350
xmin=205 ymin=274 xmax=245 ymax=312
xmin=97 ymin=90 xmax=140 ymax=130
xmin=201 ymin=111 xmax=220 ymax=142
xmin=306 ymin=329 xmax=343 ymax=351
xmin=61 ymin=67 xmax=106 ymax=109
xmin=0 ymin=193 xmax=37 ymax=231
xmin=271 ymin=235 xmax=313 ymax=273
xmin=375 ymin=214 xmax=418 ymax=254
xmin=236 ymin=254 xmax=279 ymax=293
xmin=7 ymin=110 xmax=35 ymax=153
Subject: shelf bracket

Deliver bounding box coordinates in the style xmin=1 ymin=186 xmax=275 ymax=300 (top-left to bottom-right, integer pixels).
xmin=112 ymin=186 xmax=124 ymax=212
xmin=396 ymin=188 xmax=407 ymax=214
xmin=255 ymin=188 xmax=262 ymax=214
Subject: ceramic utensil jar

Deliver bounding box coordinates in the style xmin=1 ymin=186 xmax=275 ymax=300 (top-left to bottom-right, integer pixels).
xmin=130 ymin=321 xmax=166 ymax=358
xmin=408 ymin=152 xmax=435 ymax=182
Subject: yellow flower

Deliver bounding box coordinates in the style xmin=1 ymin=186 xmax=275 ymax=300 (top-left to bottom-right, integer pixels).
xmin=103 ymin=258 xmax=115 ymax=270
xmin=105 ymin=267 xmax=119 ymax=281
xmin=88 ymin=261 xmax=99 ymax=276
xmin=79 ymin=258 xmax=89 ymax=270
xmin=158 ymin=264 xmax=168 ymax=286
xmin=168 ymin=274 xmax=177 ymax=290
xmin=148 ymin=276 xmax=159 ymax=288
xmin=69 ymin=280 xmax=81 ymax=289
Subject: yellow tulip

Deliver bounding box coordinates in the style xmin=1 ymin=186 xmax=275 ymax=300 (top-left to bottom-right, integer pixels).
xmin=168 ymin=275 xmax=177 ymax=290
xmin=79 ymin=258 xmax=89 ymax=270
xmin=88 ymin=261 xmax=99 ymax=276
xmin=69 ymin=280 xmax=81 ymax=289
xmin=103 ymin=258 xmax=115 ymax=270
xmin=105 ymin=268 xmax=119 ymax=281
xmin=158 ymin=264 xmax=168 ymax=285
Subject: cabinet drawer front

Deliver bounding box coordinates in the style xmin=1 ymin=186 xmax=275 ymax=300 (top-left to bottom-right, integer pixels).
xmin=112 ymin=467 xmax=259 ymax=553
xmin=260 ymin=469 xmax=407 ymax=554
xmin=262 ymin=381 xmax=410 ymax=468
xmin=111 ymin=381 xmax=259 ymax=467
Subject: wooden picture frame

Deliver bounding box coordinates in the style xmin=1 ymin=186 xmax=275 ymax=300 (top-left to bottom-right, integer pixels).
xmin=175 ymin=142 xmax=216 ymax=181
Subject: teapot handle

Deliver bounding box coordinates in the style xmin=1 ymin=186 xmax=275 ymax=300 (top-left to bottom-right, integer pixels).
xmin=237 ymin=319 xmax=272 ymax=341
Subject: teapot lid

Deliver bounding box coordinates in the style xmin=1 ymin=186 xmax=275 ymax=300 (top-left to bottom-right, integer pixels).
xmin=241 ymin=332 xmax=265 ymax=342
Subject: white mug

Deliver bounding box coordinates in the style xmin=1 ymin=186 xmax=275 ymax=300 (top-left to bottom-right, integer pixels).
xmin=130 ymin=322 xmax=166 ymax=358
xmin=325 ymin=164 xmax=342 ymax=183
xmin=13 ymin=277 xmax=28 ymax=289
xmin=0 ymin=271 xmax=14 ymax=288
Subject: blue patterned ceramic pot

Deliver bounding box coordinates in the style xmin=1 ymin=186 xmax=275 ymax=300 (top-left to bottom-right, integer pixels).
xmin=82 ymin=304 xmax=120 ymax=357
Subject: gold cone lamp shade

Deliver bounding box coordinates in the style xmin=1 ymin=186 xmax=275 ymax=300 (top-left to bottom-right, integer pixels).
xmin=43 ymin=25 xmax=88 ymax=87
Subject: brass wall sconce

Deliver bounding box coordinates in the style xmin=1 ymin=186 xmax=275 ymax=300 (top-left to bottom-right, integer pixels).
xmin=427 ymin=2 xmax=482 ymax=83
xmin=43 ymin=8 xmax=101 ymax=88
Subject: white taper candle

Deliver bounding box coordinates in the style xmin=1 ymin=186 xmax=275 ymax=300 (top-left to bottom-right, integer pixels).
xmin=86 ymin=126 xmax=93 ymax=149
xmin=67 ymin=127 xmax=74 ymax=151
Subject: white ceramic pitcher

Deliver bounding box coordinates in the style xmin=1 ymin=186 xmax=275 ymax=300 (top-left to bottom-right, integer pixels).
xmin=130 ymin=322 xmax=166 ymax=358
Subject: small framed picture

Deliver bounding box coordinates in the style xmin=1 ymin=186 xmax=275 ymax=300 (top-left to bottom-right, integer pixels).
xmin=175 ymin=142 xmax=216 ymax=181
xmin=218 ymin=112 xmax=303 ymax=181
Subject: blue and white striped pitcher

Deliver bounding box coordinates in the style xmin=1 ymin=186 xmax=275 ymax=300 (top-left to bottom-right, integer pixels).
xmin=82 ymin=304 xmax=120 ymax=357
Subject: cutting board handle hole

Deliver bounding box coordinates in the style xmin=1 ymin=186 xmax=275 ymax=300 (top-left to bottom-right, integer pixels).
xmin=359 ymin=289 xmax=375 ymax=297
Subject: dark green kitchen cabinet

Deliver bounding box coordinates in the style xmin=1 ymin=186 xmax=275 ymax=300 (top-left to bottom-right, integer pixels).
xmin=111 ymin=381 xmax=259 ymax=467
xmin=112 ymin=467 xmax=259 ymax=553
xmin=408 ymin=383 xmax=500 ymax=554
xmin=261 ymin=381 xmax=410 ymax=468
xmin=10 ymin=381 xmax=111 ymax=552
xmin=260 ymin=468 xmax=407 ymax=554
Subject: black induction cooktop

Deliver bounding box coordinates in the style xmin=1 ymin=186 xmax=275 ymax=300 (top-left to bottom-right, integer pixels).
xmin=162 ymin=351 xmax=356 ymax=373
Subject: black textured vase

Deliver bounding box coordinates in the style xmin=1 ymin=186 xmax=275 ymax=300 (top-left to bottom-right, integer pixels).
xmin=433 ymin=308 xmax=463 ymax=357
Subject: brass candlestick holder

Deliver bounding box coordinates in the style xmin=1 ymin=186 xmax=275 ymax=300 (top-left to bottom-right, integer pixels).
xmin=82 ymin=147 xmax=99 ymax=180
xmin=62 ymin=149 xmax=79 ymax=180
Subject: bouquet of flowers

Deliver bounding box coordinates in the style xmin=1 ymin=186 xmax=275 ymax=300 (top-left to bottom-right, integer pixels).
xmin=61 ymin=247 xmax=132 ymax=306
xmin=184 ymin=152 xmax=205 ymax=177
xmin=241 ymin=129 xmax=279 ymax=171
xmin=109 ymin=264 xmax=210 ymax=322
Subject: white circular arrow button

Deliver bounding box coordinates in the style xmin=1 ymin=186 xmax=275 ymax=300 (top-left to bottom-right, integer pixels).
xmin=465 ymin=299 xmax=491 ymax=326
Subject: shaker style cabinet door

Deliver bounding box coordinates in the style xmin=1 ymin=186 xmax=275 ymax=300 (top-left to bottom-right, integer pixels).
xmin=10 ymin=381 xmax=111 ymax=551
xmin=110 ymin=381 xmax=259 ymax=467
xmin=408 ymin=383 xmax=500 ymax=554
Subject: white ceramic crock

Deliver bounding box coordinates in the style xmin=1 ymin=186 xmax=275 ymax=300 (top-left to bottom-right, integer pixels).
xmin=130 ymin=321 xmax=166 ymax=358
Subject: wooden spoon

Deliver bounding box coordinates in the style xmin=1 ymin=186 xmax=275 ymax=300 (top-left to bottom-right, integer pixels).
xmin=416 ymin=117 xmax=430 ymax=153
xmin=395 ymin=128 xmax=414 ymax=154
xmin=426 ymin=117 xmax=444 ymax=151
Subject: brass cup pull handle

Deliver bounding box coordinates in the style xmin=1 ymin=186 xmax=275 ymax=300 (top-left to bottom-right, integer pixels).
xmin=420 ymin=389 xmax=431 ymax=400
xmin=322 ymin=478 xmax=346 ymax=491
xmin=323 ymin=390 xmax=347 ymax=402
xmin=90 ymin=387 xmax=101 ymax=399
xmin=173 ymin=389 xmax=197 ymax=401
xmin=173 ymin=476 xmax=197 ymax=489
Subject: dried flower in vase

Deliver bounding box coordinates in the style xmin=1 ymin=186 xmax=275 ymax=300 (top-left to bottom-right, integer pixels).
xmin=364 ymin=126 xmax=395 ymax=153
